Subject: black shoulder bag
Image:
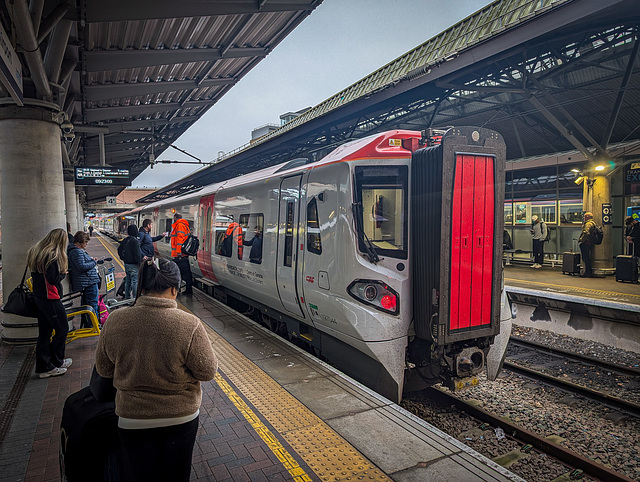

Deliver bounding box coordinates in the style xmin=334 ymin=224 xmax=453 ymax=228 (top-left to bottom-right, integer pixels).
xmin=2 ymin=266 xmax=40 ymax=318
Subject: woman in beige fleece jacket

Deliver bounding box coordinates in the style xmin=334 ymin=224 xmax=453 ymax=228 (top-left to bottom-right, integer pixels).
xmin=96 ymin=258 xmax=217 ymax=481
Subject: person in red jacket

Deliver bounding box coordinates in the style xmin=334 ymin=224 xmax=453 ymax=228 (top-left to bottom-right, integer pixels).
xmin=170 ymin=213 xmax=193 ymax=295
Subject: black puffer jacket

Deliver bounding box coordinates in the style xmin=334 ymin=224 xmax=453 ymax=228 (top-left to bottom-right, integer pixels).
xmin=118 ymin=236 xmax=142 ymax=265
xmin=67 ymin=243 xmax=100 ymax=291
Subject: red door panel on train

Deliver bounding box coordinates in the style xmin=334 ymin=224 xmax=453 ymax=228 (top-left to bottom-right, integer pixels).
xmin=449 ymin=154 xmax=494 ymax=330
xmin=197 ymin=194 xmax=217 ymax=282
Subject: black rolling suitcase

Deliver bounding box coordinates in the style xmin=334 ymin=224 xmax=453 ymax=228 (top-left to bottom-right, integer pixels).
xmin=615 ymin=255 xmax=638 ymax=283
xmin=60 ymin=386 xmax=120 ymax=481
xmin=562 ymin=252 xmax=581 ymax=275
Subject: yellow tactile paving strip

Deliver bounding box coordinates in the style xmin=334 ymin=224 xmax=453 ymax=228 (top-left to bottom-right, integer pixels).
xmin=505 ymin=277 xmax=640 ymax=302
xmin=204 ymin=325 xmax=391 ymax=482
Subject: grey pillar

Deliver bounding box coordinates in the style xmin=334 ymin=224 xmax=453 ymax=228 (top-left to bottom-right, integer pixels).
xmin=64 ymin=180 xmax=77 ymax=234
xmin=76 ymin=195 xmax=83 ymax=231
xmin=0 ymin=107 xmax=66 ymax=343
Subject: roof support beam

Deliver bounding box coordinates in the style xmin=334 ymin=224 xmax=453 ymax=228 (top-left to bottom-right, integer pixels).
xmin=601 ymin=36 xmax=640 ymax=151
xmin=10 ymin=0 xmax=52 ymax=101
xmin=74 ymin=115 xmax=201 ymax=133
xmin=528 ymin=96 xmax=595 ymax=162
xmin=85 ymin=100 xmax=212 ymax=123
xmin=85 ymin=0 xmax=318 ymax=22
xmin=84 ymin=47 xmax=268 ymax=72
xmin=84 ymin=78 xmax=237 ymax=102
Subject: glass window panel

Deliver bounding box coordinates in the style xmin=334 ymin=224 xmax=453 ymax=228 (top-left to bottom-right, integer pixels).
xmin=504 ymin=202 xmax=513 ymax=225
xmin=531 ymin=201 xmax=556 ymax=224
xmin=307 ymin=198 xmax=322 ymax=254
xmin=559 ymin=200 xmax=584 ymax=224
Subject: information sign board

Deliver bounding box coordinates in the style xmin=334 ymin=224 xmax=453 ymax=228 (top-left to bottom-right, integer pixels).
xmin=75 ymin=167 xmax=131 ymax=186
xmin=601 ymin=203 xmax=612 ymax=225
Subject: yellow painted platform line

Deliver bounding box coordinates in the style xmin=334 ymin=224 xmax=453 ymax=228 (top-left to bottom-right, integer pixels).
xmin=95 ymin=235 xmax=125 ymax=270
xmin=200 ymin=323 xmax=391 ymax=482
xmin=505 ymin=278 xmax=640 ymax=301
xmin=215 ymin=373 xmax=312 ymax=482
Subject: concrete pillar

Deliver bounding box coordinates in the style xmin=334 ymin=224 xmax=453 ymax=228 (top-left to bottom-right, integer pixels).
xmin=0 ymin=107 xmax=66 ymax=343
xmin=76 ymin=196 xmax=83 ymax=231
xmin=64 ymin=181 xmax=77 ymax=234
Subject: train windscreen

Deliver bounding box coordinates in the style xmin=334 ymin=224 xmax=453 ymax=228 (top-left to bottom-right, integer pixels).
xmin=354 ymin=165 xmax=408 ymax=259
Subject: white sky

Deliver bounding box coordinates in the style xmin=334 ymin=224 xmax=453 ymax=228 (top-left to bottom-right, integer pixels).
xmin=132 ymin=0 xmax=490 ymax=189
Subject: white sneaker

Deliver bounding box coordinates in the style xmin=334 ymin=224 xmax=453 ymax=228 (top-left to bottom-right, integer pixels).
xmin=534 ymin=264 xmax=542 ymax=269
xmin=530 ymin=263 xmax=537 ymax=268
xmin=39 ymin=367 xmax=67 ymax=378
xmin=61 ymin=358 xmax=73 ymax=369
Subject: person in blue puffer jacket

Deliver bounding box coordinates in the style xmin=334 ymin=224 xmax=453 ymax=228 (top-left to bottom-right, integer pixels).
xmin=67 ymin=231 xmax=100 ymax=328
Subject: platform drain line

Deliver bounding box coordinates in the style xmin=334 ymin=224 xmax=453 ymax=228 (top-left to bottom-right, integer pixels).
xmin=0 ymin=346 xmax=35 ymax=446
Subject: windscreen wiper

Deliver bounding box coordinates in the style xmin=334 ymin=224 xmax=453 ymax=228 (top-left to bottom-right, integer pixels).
xmin=351 ymin=203 xmax=380 ymax=263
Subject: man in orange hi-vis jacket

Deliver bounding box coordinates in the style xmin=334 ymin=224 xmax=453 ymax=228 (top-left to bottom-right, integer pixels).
xmin=170 ymin=213 xmax=193 ymax=295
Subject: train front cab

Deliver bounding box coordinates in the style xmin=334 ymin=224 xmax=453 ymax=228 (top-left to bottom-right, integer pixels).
xmin=407 ymin=126 xmax=509 ymax=392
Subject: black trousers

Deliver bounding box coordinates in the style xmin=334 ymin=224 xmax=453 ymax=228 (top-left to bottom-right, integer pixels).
xmin=173 ymin=256 xmax=193 ymax=292
xmin=34 ymin=297 xmax=68 ymax=373
xmin=118 ymin=416 xmax=199 ymax=482
xmin=532 ymin=239 xmax=544 ymax=265
xmin=580 ymin=242 xmax=593 ymax=275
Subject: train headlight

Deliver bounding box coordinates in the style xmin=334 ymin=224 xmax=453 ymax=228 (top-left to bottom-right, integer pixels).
xmin=364 ymin=285 xmax=378 ymax=301
xmin=347 ymin=279 xmax=399 ymax=315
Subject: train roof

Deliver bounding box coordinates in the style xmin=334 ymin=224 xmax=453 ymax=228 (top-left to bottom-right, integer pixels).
xmin=146 ymin=129 xmax=420 ymax=209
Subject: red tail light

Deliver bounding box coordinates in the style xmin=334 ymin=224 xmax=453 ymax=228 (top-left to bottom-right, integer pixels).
xmin=347 ymin=280 xmax=399 ymax=315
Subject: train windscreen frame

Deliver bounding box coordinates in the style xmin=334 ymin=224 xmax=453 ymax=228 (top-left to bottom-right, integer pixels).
xmin=354 ymin=165 xmax=408 ymax=259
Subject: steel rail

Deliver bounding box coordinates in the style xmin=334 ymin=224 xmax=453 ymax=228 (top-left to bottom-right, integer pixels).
xmin=503 ymin=361 xmax=640 ymax=418
xmin=427 ymin=387 xmax=635 ymax=482
xmin=509 ymin=337 xmax=640 ymax=377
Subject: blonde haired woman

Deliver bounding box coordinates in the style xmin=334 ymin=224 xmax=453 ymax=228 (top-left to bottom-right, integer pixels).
xmin=27 ymin=228 xmax=72 ymax=378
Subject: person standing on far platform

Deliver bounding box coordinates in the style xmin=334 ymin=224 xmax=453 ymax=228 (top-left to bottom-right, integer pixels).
xmin=578 ymin=212 xmax=596 ymax=277
xmin=27 ymin=228 xmax=72 ymax=378
xmin=530 ymin=215 xmax=547 ymax=269
xmin=170 ymin=213 xmax=193 ymax=295
xmin=95 ymin=258 xmax=217 ymax=482
xmin=624 ymin=216 xmax=640 ymax=257
xmin=88 ymin=225 xmax=94 ymax=237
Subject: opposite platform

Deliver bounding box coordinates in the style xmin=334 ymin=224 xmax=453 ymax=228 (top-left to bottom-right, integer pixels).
xmin=0 ymin=289 xmax=521 ymax=481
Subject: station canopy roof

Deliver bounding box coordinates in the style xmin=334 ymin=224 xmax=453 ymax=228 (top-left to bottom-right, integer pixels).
xmin=0 ymin=0 xmax=323 ymax=204
xmin=139 ymin=0 xmax=640 ymax=203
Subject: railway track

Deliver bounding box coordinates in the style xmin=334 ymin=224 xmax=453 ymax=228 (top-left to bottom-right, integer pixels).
xmin=423 ymin=387 xmax=635 ymax=482
xmin=506 ymin=337 xmax=640 ymax=417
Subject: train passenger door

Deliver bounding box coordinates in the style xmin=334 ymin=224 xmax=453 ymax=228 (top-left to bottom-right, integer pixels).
xmin=197 ymin=194 xmax=217 ymax=282
xmin=277 ymin=176 xmax=304 ymax=316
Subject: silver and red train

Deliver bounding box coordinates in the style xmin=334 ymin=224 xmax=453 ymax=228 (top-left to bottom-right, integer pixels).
xmin=97 ymin=127 xmax=511 ymax=402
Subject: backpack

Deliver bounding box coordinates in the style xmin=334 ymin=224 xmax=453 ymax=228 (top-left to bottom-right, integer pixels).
xmin=542 ymin=222 xmax=550 ymax=243
xmin=97 ymin=295 xmax=109 ymax=325
xmin=592 ymin=224 xmax=604 ymax=245
xmin=219 ymin=232 xmax=233 ymax=257
xmin=181 ymin=233 xmax=199 ymax=256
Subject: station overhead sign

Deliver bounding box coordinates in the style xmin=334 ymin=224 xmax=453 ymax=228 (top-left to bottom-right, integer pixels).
xmin=75 ymin=166 xmax=131 ymax=186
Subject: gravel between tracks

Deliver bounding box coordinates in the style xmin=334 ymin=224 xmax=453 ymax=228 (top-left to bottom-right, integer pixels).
xmin=402 ymin=325 xmax=640 ymax=482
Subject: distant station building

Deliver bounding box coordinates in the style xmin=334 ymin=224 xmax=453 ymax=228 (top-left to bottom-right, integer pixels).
xmin=251 ymin=108 xmax=311 ymax=144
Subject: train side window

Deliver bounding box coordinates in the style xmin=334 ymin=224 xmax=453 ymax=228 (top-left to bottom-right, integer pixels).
xmin=240 ymin=213 xmax=264 ymax=263
xmin=307 ymin=198 xmax=322 ymax=255
xmin=214 ymin=214 xmax=234 ymax=257
xmin=205 ymin=207 xmax=212 ymax=251
xmin=284 ymin=202 xmax=294 ymax=267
